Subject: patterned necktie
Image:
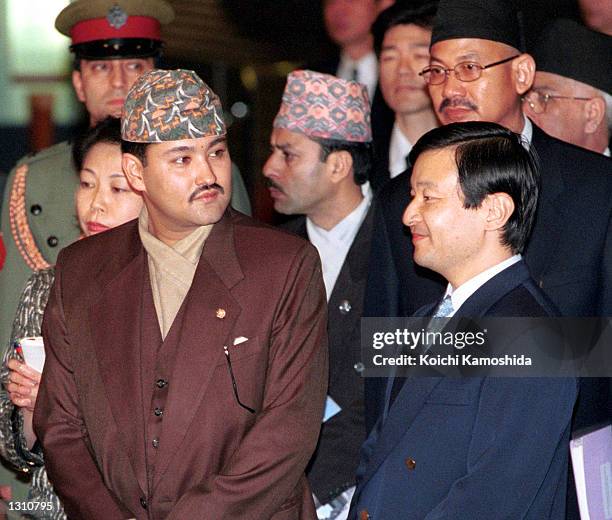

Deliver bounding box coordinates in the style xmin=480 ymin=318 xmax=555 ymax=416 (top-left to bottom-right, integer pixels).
xmin=389 ymin=295 xmax=455 ymax=410
xmin=433 ymin=295 xmax=454 ymax=317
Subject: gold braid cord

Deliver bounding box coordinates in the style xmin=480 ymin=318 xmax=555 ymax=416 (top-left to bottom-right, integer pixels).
xmin=8 ymin=164 xmax=51 ymax=271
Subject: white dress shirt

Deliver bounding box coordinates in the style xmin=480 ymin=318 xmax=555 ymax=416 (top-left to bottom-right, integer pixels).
xmin=306 ymin=191 xmax=372 ymax=300
xmin=388 ymin=122 xmax=413 ymax=178
xmin=441 ymin=255 xmax=522 ymax=316
xmin=336 ymin=51 xmax=378 ymax=101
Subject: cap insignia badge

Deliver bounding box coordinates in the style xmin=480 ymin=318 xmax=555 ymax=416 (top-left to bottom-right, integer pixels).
xmin=107 ymin=4 xmax=128 ymax=30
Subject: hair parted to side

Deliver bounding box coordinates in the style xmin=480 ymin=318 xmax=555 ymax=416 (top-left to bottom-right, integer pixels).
xmin=72 ymin=117 xmax=123 ymax=171
xmin=372 ymin=0 xmax=439 ymax=56
xmin=408 ymin=121 xmax=540 ymax=254
xmin=121 ymin=140 xmax=150 ymax=167
xmin=312 ymin=137 xmax=373 ymax=185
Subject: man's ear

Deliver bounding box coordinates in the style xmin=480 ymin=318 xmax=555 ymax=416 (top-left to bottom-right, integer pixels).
xmin=325 ymin=150 xmax=354 ymax=184
xmin=584 ymin=96 xmax=605 ymax=134
xmin=484 ymin=192 xmax=515 ymax=231
xmin=72 ymin=70 xmax=86 ymax=103
xmin=122 ymin=153 xmax=146 ymax=193
xmin=512 ymin=54 xmax=536 ymax=95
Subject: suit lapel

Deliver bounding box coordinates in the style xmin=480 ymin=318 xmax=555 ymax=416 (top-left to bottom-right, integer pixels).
xmin=89 ymin=223 xmax=148 ymax=495
xmin=454 ymin=261 xmax=530 ymax=318
xmin=153 ymin=211 xmax=244 ymax=488
xmin=327 ymin=208 xmax=373 ymax=385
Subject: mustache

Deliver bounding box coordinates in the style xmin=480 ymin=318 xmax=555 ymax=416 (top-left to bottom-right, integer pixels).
xmin=439 ymin=97 xmax=478 ymax=112
xmin=189 ymin=183 xmax=225 ymax=202
xmin=265 ymin=178 xmax=285 ymax=194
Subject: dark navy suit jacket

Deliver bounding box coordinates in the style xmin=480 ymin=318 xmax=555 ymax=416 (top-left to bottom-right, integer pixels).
xmin=349 ymin=261 xmax=578 ymax=520
xmin=363 ymin=123 xmax=612 ymax=432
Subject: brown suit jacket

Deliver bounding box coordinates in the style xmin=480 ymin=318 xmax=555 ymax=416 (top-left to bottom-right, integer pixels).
xmin=33 ymin=210 xmax=328 ymax=520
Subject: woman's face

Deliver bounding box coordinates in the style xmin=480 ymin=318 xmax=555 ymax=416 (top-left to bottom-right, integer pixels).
xmin=76 ymin=142 xmax=143 ymax=237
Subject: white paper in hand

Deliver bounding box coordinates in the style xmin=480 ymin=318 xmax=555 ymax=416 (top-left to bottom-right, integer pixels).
xmin=19 ymin=337 xmax=45 ymax=373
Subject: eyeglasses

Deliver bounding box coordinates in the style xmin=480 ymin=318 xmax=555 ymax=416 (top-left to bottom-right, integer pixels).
xmin=224 ymin=345 xmax=256 ymax=414
xmin=522 ymin=90 xmax=593 ymax=114
xmin=419 ymin=55 xmax=520 ymax=85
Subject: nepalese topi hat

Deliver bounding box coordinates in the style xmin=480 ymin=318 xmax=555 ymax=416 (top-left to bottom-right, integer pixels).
xmin=121 ymin=69 xmax=226 ymax=143
xmin=55 ymin=0 xmax=175 ymax=59
xmin=273 ymin=70 xmax=372 ymax=143
xmin=431 ymin=0 xmax=525 ymax=51
xmin=532 ymin=19 xmax=612 ymax=96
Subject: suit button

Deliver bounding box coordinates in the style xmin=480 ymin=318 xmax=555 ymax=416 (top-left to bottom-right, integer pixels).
xmin=338 ymin=300 xmax=352 ymax=314
xmin=47 ymin=236 xmax=59 ymax=247
xmin=359 ymin=510 xmax=370 ymax=520
xmin=156 ymin=379 xmax=168 ymax=388
xmin=354 ymin=362 xmax=365 ymax=374
xmin=152 ymin=438 xmax=159 ymax=448
xmin=405 ymin=457 xmax=416 ymax=470
xmin=140 ymin=497 xmax=148 ymax=509
xmin=30 ymin=204 xmax=42 ymax=215
xmin=154 ymin=407 xmax=163 ymax=417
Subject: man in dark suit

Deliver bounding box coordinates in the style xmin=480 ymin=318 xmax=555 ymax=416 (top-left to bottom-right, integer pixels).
xmin=263 ymin=69 xmax=373 ymax=517
xmin=33 ymin=69 xmax=328 ymax=520
xmin=314 ymin=0 xmax=395 ymax=178
xmin=350 ymin=121 xmax=577 ymax=520
xmin=363 ymin=0 xmax=612 ymax=435
xmin=369 ymin=0 xmax=439 ymax=190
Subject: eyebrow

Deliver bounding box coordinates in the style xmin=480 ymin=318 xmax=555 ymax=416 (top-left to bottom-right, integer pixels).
xmin=414 ymin=181 xmax=438 ymax=188
xmin=271 ymin=142 xmax=296 ymax=153
xmin=162 ymin=145 xmax=195 ymax=156
xmin=209 ymin=136 xmax=227 ymax=148
xmin=430 ymin=52 xmax=480 ymax=63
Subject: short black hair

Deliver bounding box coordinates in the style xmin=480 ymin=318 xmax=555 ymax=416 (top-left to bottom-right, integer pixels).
xmin=72 ymin=117 xmax=122 ymax=171
xmin=372 ymin=0 xmax=438 ymax=56
xmin=311 ymin=137 xmax=373 ymax=185
xmin=408 ymin=121 xmax=540 ymax=254
xmin=121 ymin=140 xmax=150 ymax=166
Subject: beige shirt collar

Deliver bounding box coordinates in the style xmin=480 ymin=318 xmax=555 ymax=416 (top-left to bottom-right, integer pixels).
xmin=138 ymin=207 xmax=213 ymax=338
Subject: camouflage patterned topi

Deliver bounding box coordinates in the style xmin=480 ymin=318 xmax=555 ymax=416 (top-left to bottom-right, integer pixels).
xmin=273 ymin=70 xmax=372 ymax=143
xmin=121 ymin=69 xmax=226 ymax=143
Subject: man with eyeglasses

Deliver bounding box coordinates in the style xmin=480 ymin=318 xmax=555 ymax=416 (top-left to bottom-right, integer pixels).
xmin=362 ymin=0 xmax=612 ymax=513
xmin=523 ymin=19 xmax=611 ymax=156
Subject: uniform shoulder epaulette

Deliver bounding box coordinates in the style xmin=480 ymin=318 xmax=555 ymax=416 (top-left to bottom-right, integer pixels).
xmin=15 ymin=141 xmax=71 ymax=168
xmin=8 ymin=163 xmax=51 ymax=271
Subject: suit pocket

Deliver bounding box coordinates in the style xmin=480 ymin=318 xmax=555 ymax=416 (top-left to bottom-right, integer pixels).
xmin=215 ymin=335 xmax=260 ymax=365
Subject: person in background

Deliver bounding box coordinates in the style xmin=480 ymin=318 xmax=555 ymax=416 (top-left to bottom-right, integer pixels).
xmin=523 ymin=18 xmax=612 ymax=156
xmin=321 ymin=0 xmax=393 ymax=99
xmin=0 ymin=118 xmax=143 ymax=518
xmin=577 ymin=0 xmax=612 ymax=36
xmin=369 ymin=0 xmax=439 ymax=189
xmin=264 ymin=70 xmax=373 ymax=520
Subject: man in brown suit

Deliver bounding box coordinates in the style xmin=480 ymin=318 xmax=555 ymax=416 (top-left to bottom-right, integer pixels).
xmin=33 ymin=69 xmax=328 ymax=520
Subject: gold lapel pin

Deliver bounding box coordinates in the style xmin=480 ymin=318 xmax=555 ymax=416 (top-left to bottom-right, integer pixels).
xmin=216 ymin=308 xmax=226 ymax=319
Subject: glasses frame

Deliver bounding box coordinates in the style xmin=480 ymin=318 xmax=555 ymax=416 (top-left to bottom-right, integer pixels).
xmin=419 ymin=55 xmax=520 ymax=85
xmin=523 ymin=91 xmax=594 ymax=114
